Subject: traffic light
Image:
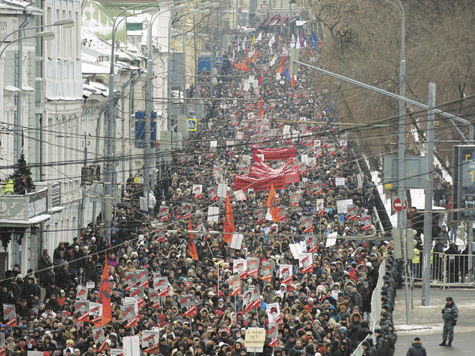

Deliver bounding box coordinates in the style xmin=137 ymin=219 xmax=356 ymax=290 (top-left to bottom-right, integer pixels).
xmin=392 ymin=228 xmax=402 ymax=259
xmin=406 ymin=228 xmax=417 ymax=259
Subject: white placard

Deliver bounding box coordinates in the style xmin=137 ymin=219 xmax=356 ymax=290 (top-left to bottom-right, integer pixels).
xmin=316 ymin=199 xmax=324 ymax=210
xmin=357 ymin=174 xmax=363 ymax=189
xmin=234 ymin=190 xmax=246 ymax=201
xmin=289 ymin=243 xmax=305 ymax=259
xmin=326 ymin=232 xmax=338 ymax=247
xmin=123 ymin=336 xmax=141 ymax=356
xmin=335 ymin=177 xmax=346 ymax=186
xmin=231 ymin=233 xmax=244 ymax=250
xmin=207 ymin=207 xmax=219 ymax=222
xmin=217 ymin=183 xmax=228 ymax=198
xmin=86 ymin=281 xmax=95 ymax=289
xmin=336 ymin=199 xmax=354 ymax=214
xmin=210 ymin=140 xmax=217 ymax=149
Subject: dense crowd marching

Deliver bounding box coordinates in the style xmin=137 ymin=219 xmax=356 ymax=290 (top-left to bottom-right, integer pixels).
xmin=0 ymin=26 xmax=400 ymax=356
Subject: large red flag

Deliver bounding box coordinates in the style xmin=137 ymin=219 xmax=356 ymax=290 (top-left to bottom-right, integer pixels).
xmin=266 ymin=184 xmax=281 ymax=223
xmin=96 ymin=254 xmax=112 ymax=326
xmin=234 ymin=62 xmax=250 ymax=72
xmin=188 ymin=219 xmax=199 ymax=260
xmin=224 ymin=192 xmax=235 ymax=243
xmin=276 ymin=54 xmax=286 ymax=74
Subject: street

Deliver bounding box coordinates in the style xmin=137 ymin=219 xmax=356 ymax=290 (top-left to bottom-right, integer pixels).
xmin=394 ymin=287 xmax=475 ymax=355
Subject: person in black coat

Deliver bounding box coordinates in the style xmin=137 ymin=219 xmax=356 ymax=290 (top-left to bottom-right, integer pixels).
xmin=38 ymin=249 xmax=53 ymax=286
xmin=21 ymin=277 xmax=41 ymax=304
xmin=406 ymin=337 xmax=427 ymax=356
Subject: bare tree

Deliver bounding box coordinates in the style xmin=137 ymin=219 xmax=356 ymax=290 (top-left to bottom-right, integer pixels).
xmin=307 ymin=0 xmax=475 ymax=169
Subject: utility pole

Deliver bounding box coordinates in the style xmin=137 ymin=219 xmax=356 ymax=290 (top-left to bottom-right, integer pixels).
xmin=129 ymin=72 xmax=141 ymax=177
xmin=422 ymin=82 xmax=435 ymax=306
xmin=121 ymin=72 xmax=137 ymax=186
xmin=469 ymin=220 xmax=473 ymax=282
xmin=78 ymin=134 xmax=87 ymax=234
xmin=144 ymin=15 xmax=156 ymax=215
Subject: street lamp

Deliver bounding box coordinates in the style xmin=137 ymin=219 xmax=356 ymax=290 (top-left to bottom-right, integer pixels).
xmin=380 ymin=0 xmax=410 ymax=322
xmin=144 ymin=2 xmax=189 ymax=213
xmin=0 ymin=31 xmax=55 ymax=57
xmin=104 ymin=3 xmax=159 ymax=244
xmin=0 ymin=19 xmax=73 ymax=47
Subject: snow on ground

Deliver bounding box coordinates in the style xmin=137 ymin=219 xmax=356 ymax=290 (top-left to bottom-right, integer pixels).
xmin=396 ymin=324 xmax=442 ymax=332
xmin=371 ymin=170 xmax=398 ymax=227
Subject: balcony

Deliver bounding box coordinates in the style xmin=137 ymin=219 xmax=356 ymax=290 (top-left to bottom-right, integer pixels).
xmin=0 ymin=188 xmax=50 ymax=227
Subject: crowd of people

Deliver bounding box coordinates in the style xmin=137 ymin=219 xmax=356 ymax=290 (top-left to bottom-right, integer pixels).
xmin=0 ymin=25 xmax=398 ymax=356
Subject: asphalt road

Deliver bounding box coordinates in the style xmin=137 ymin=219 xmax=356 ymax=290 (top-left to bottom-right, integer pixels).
xmin=393 ymin=287 xmax=475 ymax=355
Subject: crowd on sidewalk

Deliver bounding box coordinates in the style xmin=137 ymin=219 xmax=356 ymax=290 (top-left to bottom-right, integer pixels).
xmin=0 ymin=26 xmax=398 ymax=356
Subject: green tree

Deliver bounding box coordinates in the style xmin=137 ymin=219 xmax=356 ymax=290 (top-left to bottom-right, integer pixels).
xmin=11 ymin=154 xmax=35 ymax=195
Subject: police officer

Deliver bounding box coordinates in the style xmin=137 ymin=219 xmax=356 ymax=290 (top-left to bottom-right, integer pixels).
xmin=440 ymin=296 xmax=458 ymax=347
xmin=2 ymin=178 xmax=14 ymax=195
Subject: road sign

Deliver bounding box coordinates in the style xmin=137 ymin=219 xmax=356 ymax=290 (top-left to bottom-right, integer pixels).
xmin=453 ymin=145 xmax=475 ymax=220
xmin=393 ymin=197 xmax=402 ymax=212
xmin=392 ymin=197 xmax=407 ymax=212
xmin=216 ymin=56 xmax=223 ymax=64
xmin=384 ymin=155 xmax=427 ymax=189
xmin=187 ymin=118 xmax=197 ymax=132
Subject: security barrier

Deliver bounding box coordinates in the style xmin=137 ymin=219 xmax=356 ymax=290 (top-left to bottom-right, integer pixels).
xmin=351 ymin=259 xmax=387 ymax=356
xmin=431 ymin=252 xmax=475 ymax=288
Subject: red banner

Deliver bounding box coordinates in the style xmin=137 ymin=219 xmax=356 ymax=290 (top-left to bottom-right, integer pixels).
xmin=234 ymin=174 xmax=285 ymax=192
xmin=249 ymin=160 xmax=300 ymax=184
xmin=252 ymin=145 xmax=296 ymax=160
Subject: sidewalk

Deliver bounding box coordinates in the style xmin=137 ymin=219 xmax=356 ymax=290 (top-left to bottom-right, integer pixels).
xmin=393 ymin=287 xmax=475 ymax=355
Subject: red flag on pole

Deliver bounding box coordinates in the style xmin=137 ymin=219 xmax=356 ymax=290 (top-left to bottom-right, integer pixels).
xmin=257 ymin=74 xmax=263 ymax=85
xmin=258 ymin=99 xmax=265 ymax=118
xmin=276 ymin=54 xmax=286 ymax=74
xmin=224 ymin=192 xmax=235 ymax=243
xmin=266 ymin=184 xmax=281 ymax=223
xmin=188 ymin=219 xmax=199 ymax=260
xmin=290 ymin=75 xmax=296 ymax=87
xmin=95 ymin=254 xmax=112 ymax=327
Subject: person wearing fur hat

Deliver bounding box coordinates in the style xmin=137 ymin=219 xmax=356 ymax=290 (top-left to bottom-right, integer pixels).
xmin=406 ymin=337 xmax=427 ymax=356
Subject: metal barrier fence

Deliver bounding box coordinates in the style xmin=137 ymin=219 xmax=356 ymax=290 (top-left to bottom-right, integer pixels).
xmin=351 ymin=259 xmax=387 ymax=356
xmin=430 ymin=252 xmax=475 ymax=288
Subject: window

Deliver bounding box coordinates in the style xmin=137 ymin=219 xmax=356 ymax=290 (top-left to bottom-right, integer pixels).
xmin=69 ymin=10 xmax=73 ymax=59
xmin=47 ymin=7 xmax=52 ymax=58
xmin=75 ymin=11 xmax=80 ymax=59
xmin=56 ymin=9 xmax=60 ymax=58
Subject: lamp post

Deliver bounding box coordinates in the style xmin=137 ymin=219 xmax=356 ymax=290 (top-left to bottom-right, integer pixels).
xmin=144 ymin=3 xmax=188 ymax=214
xmin=104 ymin=3 xmax=158 ymax=243
xmin=380 ymin=0 xmax=410 ymax=321
xmin=0 ymin=19 xmax=72 ymax=164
